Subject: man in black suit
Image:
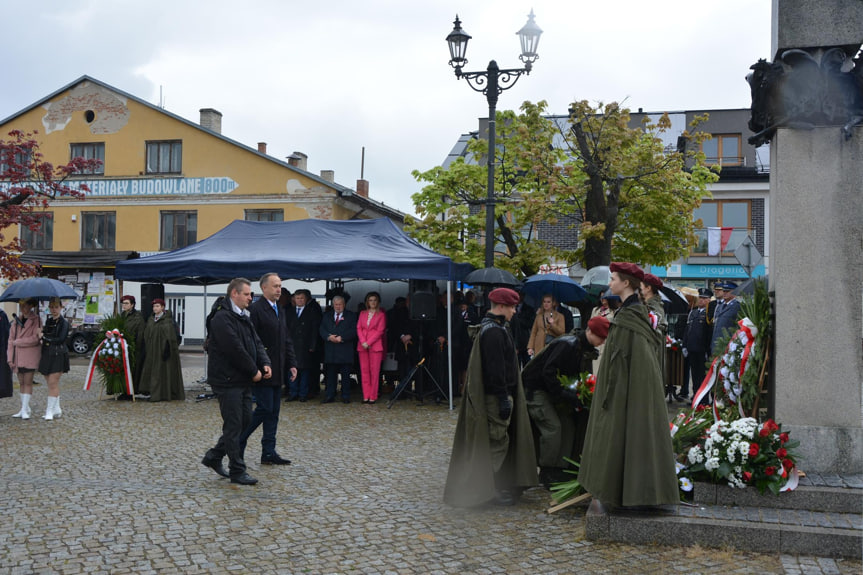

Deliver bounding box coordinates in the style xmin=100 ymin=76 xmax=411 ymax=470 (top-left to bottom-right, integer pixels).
xmin=239 ymin=273 xmax=297 ymax=466
xmin=286 ymin=289 xmax=321 ymax=402
xmin=319 ymin=295 xmax=358 ymax=403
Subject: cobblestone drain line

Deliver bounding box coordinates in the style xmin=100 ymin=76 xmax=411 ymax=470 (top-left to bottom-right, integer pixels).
xmin=0 ymin=366 xmax=860 ymax=574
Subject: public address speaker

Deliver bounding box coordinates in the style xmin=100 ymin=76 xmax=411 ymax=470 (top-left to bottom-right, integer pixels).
xmin=409 ymin=279 xmax=437 ymax=320
xmin=141 ymin=283 xmax=165 ymax=320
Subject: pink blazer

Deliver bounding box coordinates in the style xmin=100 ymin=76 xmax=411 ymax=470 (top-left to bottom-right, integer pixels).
xmin=8 ymin=313 xmax=42 ymax=371
xmin=357 ymin=309 xmax=386 ymax=353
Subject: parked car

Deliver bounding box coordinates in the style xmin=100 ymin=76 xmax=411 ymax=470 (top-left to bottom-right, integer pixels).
xmin=66 ymin=324 xmax=98 ymax=355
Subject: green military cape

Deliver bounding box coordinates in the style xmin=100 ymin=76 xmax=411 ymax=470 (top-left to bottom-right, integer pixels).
xmin=139 ymin=310 xmax=185 ymax=401
xmin=443 ymin=324 xmax=538 ymax=507
xmin=577 ymin=303 xmax=679 ymax=507
xmin=123 ymin=309 xmax=146 ymax=391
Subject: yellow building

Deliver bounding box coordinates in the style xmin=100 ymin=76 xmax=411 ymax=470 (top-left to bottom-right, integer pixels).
xmin=0 ymin=75 xmax=404 ymax=345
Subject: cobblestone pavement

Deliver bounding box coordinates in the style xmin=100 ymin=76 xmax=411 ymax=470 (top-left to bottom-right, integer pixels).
xmin=0 ymin=358 xmax=860 ymax=575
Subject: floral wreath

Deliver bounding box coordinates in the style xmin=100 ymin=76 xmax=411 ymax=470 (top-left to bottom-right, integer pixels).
xmin=83 ymin=328 xmax=134 ymax=395
xmin=692 ymin=317 xmax=758 ymax=420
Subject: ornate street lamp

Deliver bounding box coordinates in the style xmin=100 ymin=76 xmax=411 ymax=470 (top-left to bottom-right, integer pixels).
xmin=447 ymin=11 xmax=542 ymax=267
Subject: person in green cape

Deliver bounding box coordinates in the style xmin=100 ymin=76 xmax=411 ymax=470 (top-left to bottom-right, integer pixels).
xmin=578 ymin=262 xmax=679 ymax=510
xmin=139 ymin=298 xmax=184 ymax=401
xmin=120 ymin=295 xmax=146 ymax=398
xmin=444 ymin=287 xmax=537 ymax=507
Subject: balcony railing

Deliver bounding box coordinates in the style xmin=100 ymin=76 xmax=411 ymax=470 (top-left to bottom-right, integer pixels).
xmin=691 ymin=227 xmax=756 ymax=257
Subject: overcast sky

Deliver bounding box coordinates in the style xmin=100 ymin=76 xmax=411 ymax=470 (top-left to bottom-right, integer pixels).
xmin=2 ymin=1 xmax=772 ymax=215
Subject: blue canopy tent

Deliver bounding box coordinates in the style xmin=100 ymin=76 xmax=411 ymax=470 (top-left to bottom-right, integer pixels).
xmin=115 ymin=218 xmax=471 ymax=408
xmin=115 ymin=218 xmax=471 ymax=283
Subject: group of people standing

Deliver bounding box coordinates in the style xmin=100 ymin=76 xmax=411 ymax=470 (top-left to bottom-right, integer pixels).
xmin=445 ymin=262 xmax=682 ymax=511
xmin=4 ymin=298 xmax=70 ymax=421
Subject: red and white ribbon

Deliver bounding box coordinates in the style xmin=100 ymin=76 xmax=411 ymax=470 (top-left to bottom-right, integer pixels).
xmin=83 ymin=330 xmax=134 ymax=395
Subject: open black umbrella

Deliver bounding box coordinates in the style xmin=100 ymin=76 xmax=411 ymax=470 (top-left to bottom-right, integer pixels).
xmin=521 ymin=273 xmax=588 ymax=307
xmin=0 ymin=277 xmax=79 ymax=302
xmin=463 ymin=267 xmax=521 ymax=287
xmin=659 ymin=282 xmax=690 ymax=316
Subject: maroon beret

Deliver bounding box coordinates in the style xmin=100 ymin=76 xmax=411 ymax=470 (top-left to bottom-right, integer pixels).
xmin=587 ymin=315 xmax=610 ymax=339
xmin=488 ymin=287 xmax=520 ymax=306
xmin=642 ymin=273 xmax=663 ymax=288
xmin=151 ymin=298 xmax=166 ymax=307
xmin=609 ymin=261 xmax=644 ymax=281
xmin=120 ymin=295 xmax=136 ymax=305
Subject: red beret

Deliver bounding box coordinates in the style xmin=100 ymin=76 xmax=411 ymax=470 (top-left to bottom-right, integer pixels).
xmin=152 ymin=298 xmax=166 ymax=307
xmin=488 ymin=287 xmax=520 ymax=306
xmin=609 ymin=261 xmax=644 ymax=281
xmin=120 ymin=295 xmax=136 ymax=305
xmin=587 ymin=315 xmax=610 ymax=339
xmin=642 ymin=273 xmax=663 ymax=288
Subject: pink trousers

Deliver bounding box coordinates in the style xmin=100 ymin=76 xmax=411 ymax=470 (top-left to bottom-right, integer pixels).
xmin=358 ymin=349 xmax=384 ymax=401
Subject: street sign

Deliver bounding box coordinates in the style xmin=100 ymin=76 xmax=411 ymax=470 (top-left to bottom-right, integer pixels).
xmin=734 ymin=235 xmax=763 ymax=278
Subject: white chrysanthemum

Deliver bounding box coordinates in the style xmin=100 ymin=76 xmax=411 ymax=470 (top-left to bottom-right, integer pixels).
xmin=739 ymin=333 xmax=749 ymax=345
xmin=687 ymin=446 xmax=704 ymax=464
xmin=113 ymin=349 xmax=120 ymax=357
xmin=679 ymin=477 xmax=693 ymax=492
xmin=728 ymin=341 xmax=739 ymax=353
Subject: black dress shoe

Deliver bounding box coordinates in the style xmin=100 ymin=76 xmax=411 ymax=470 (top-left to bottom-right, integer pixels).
xmin=298 ymin=397 xmax=307 ymax=403
xmin=261 ymin=453 xmax=291 ymax=465
xmin=230 ymin=473 xmax=259 ymax=485
xmin=342 ymin=398 xmax=350 ymax=404
xmin=321 ymin=397 xmax=335 ymax=404
xmin=201 ymin=455 xmax=229 ymax=478
xmin=284 ymin=396 xmax=298 ymax=403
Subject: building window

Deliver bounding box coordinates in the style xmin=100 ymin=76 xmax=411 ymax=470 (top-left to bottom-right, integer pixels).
xmin=146 ymin=141 xmax=182 ymax=174
xmin=701 ymin=134 xmax=742 ymax=166
xmin=245 ymin=209 xmax=284 ymax=222
xmin=0 ymin=149 xmax=31 ymax=178
xmin=82 ymin=212 xmax=116 ymax=250
xmin=70 ymin=143 xmax=105 ymax=174
xmin=161 ymin=211 xmax=197 ymax=250
xmin=692 ymin=200 xmax=752 ymax=255
xmin=21 ymin=212 xmax=53 ymax=250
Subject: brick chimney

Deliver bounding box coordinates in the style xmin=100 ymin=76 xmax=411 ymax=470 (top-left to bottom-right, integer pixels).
xmin=356 ymin=179 xmax=369 ymax=197
xmin=286 ymin=151 xmax=308 ymax=171
xmin=257 ymin=142 xmax=267 ymax=154
xmin=199 ymin=108 xmax=222 ymax=134
xmin=320 ymin=170 xmax=335 ymax=182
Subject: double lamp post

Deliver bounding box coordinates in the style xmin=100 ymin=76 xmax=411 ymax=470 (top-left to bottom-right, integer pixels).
xmin=446 ymin=11 xmax=542 ymax=268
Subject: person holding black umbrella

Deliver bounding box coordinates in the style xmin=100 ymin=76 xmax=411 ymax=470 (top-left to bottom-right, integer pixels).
xmin=38 ymin=298 xmax=70 ymax=420
xmin=8 ymin=298 xmax=42 ymax=420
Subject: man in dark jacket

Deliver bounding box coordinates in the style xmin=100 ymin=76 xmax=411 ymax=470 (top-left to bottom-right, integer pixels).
xmin=710 ymin=281 xmax=741 ymax=355
xmin=681 ymin=287 xmax=712 ymax=400
xmin=286 ymin=289 xmax=321 ymax=402
xmin=319 ymin=295 xmax=358 ymax=403
xmin=201 ymin=278 xmax=271 ymax=485
xmin=521 ymin=316 xmax=608 ymax=486
xmin=239 ymin=273 xmax=297 ymax=466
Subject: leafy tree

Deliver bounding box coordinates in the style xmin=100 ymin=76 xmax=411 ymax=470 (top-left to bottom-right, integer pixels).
xmin=0 ymin=130 xmax=99 ymax=279
xmin=406 ymin=100 xmax=718 ymax=276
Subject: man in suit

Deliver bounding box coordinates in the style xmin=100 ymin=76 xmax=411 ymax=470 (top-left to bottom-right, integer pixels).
xmin=710 ymin=281 xmax=741 ymax=355
xmin=320 ymin=295 xmax=358 ymax=403
xmin=286 ymin=289 xmax=321 ymax=402
xmin=681 ymin=287 xmax=712 ymax=400
xmin=239 ymin=273 xmax=297 ymax=466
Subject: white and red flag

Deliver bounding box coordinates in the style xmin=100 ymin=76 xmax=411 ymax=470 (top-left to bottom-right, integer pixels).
xmin=707 ymin=227 xmax=733 ymax=256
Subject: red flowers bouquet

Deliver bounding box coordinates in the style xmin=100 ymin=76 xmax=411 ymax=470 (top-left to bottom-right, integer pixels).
xmin=558 ymin=372 xmax=596 ymax=410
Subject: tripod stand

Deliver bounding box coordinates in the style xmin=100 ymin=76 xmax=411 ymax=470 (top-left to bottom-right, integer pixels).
xmin=386 ymin=356 xmax=448 ymax=408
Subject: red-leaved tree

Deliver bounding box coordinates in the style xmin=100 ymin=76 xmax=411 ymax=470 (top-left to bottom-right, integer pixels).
xmin=0 ymin=130 xmax=100 ymax=279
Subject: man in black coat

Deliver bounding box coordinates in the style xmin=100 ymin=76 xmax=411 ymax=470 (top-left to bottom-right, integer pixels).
xmin=239 ymin=273 xmax=297 ymax=466
xmin=201 ymin=278 xmax=271 ymax=485
xmin=319 ymin=295 xmax=358 ymax=403
xmin=681 ymin=287 xmax=712 ymax=400
xmin=286 ymin=289 xmax=321 ymax=402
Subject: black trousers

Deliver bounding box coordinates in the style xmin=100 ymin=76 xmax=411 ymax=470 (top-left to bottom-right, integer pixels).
xmin=206 ymin=385 xmax=252 ymax=477
xmin=683 ymin=351 xmax=708 ymax=397
xmin=239 ymin=385 xmax=282 ymax=458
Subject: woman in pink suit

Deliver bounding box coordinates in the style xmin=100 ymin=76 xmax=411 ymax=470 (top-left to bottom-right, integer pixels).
xmin=8 ymin=298 xmax=42 ymax=420
xmin=356 ymin=291 xmax=386 ymax=404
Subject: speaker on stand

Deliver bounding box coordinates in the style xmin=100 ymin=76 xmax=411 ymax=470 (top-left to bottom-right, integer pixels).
xmin=409 ymin=280 xmax=437 ymax=321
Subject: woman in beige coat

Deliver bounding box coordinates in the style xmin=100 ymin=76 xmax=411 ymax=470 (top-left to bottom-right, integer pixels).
xmin=527 ymin=294 xmax=566 ymax=358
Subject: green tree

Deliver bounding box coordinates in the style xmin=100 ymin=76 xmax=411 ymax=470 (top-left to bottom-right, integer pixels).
xmin=406 ymin=100 xmax=718 ymax=276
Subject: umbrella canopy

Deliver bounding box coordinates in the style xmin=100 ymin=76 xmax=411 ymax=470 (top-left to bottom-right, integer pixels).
xmin=0 ymin=277 xmax=79 ymax=303
xmin=521 ymin=273 xmax=588 ymax=307
xmin=659 ymin=282 xmax=690 ymax=316
xmin=463 ymin=267 xmax=521 ymax=287
xmin=581 ymin=265 xmax=611 ymax=297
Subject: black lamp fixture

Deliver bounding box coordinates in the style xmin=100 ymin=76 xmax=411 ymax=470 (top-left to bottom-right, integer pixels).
xmin=446 ymin=10 xmax=543 ymax=268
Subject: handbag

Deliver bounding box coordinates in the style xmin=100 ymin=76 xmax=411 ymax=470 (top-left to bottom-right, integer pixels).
xmin=382 ymin=352 xmax=398 ymax=371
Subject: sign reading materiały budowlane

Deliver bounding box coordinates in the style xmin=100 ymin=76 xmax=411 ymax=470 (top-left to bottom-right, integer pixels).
xmin=0 ymin=176 xmax=238 ymax=197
